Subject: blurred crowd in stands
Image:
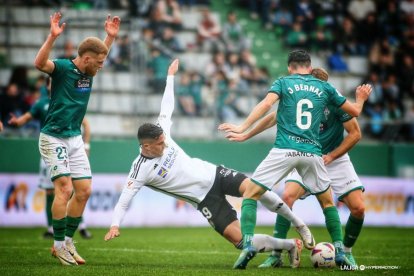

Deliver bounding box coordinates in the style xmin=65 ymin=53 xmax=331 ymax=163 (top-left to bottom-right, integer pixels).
xmin=1 ymin=0 xmax=414 ymax=142
xmin=236 ymin=0 xmax=414 ymax=141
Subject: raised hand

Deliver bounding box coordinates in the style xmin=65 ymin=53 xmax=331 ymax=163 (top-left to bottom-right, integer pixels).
xmin=105 ymin=15 xmax=121 ymax=37
xmin=356 ymin=84 xmax=372 ymax=102
xmin=168 ymin=59 xmax=179 ymax=76
xmin=49 ymin=12 xmax=66 ymax=38
xmin=104 ymin=226 xmax=120 ymax=241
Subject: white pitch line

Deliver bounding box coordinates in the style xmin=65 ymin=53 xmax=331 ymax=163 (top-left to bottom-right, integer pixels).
xmin=0 ymin=245 xmax=405 ymax=260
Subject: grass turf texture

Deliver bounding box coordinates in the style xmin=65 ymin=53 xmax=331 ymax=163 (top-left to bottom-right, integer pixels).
xmin=0 ymin=226 xmax=412 ymax=275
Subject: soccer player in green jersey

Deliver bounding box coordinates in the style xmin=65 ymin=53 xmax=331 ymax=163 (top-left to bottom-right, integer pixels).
xmin=8 ymin=77 xmax=93 ymax=240
xmin=226 ymin=68 xmax=365 ymax=269
xmin=34 ymin=12 xmax=120 ymax=265
xmin=219 ymin=50 xmax=372 ymax=269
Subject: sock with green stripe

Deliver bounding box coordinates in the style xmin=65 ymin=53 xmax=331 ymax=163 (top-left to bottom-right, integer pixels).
xmin=344 ymin=214 xmax=364 ymax=249
xmin=273 ymin=215 xmax=291 ymax=239
xmin=52 ymin=217 xmax=66 ymax=242
xmin=65 ymin=216 xmax=82 ymax=238
xmin=323 ymin=206 xmax=343 ymax=250
xmin=240 ymin=198 xmax=257 ymax=248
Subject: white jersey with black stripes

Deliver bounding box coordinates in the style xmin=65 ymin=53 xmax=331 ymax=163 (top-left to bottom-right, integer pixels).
xmin=110 ymin=76 xmax=216 ymax=227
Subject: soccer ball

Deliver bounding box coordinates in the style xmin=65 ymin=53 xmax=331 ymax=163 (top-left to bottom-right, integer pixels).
xmin=310 ymin=242 xmax=336 ymax=268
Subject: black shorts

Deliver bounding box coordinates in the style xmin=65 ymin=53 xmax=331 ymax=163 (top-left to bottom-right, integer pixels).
xmin=197 ymin=165 xmax=247 ymax=235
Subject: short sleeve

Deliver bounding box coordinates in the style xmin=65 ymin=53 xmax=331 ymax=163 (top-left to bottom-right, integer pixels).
xmin=268 ymin=79 xmax=282 ymax=97
xmin=326 ymin=82 xmax=346 ymax=107
xmin=29 ymin=100 xmax=41 ymax=120
xmin=50 ymin=59 xmax=67 ymax=79
xmin=334 ymin=106 xmax=353 ymax=122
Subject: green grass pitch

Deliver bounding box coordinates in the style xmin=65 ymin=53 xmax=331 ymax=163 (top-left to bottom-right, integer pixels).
xmin=0 ymin=226 xmax=412 ymax=275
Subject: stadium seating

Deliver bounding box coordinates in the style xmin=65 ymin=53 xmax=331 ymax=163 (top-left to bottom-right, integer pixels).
xmin=0 ymin=4 xmax=369 ymax=139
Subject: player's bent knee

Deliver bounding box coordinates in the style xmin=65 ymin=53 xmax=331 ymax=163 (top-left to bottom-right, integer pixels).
xmin=74 ymin=187 xmax=91 ymax=202
xmin=54 ymin=188 xmax=72 ymax=202
xmin=282 ymin=192 xmax=297 ymax=208
xmin=350 ymin=204 xmax=365 ymax=219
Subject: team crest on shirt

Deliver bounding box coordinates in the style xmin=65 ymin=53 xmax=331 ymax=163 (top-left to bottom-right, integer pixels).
xmin=157 ymin=167 xmax=169 ymax=178
xmin=75 ymin=77 xmax=91 ymax=93
xmin=324 ymin=107 xmax=330 ymax=120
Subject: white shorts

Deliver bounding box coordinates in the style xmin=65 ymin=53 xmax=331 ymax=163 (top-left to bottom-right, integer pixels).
xmin=251 ymin=148 xmax=330 ymax=194
xmin=39 ymin=133 xmax=91 ymax=182
xmin=286 ymin=153 xmax=364 ymax=201
xmin=38 ymin=158 xmax=53 ymax=189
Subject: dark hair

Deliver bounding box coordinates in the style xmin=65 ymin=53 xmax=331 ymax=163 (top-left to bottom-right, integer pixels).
xmin=137 ymin=123 xmax=163 ymax=143
xmin=288 ymin=50 xmax=311 ymax=68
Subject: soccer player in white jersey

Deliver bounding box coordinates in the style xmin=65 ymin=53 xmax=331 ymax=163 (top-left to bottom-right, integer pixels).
xmin=225 ymin=68 xmax=365 ymax=269
xmin=219 ymin=50 xmax=372 ymax=269
xmin=104 ymin=59 xmax=316 ymax=268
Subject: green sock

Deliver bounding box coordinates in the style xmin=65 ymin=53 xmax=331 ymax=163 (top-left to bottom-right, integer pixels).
xmin=323 ymin=206 xmax=343 ymax=244
xmin=344 ymin=215 xmax=364 ymax=248
xmin=45 ymin=193 xmax=54 ymax=227
xmin=66 ymin=216 xmax=82 ymax=238
xmin=52 ymin=217 xmax=66 ymax=241
xmin=240 ymin=199 xmax=257 ymax=248
xmin=273 ymin=215 xmax=291 ymax=239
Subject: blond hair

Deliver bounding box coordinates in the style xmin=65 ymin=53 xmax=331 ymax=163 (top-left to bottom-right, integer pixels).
xmin=78 ymin=37 xmax=108 ymax=57
xmin=311 ymin=68 xmax=329 ymax=81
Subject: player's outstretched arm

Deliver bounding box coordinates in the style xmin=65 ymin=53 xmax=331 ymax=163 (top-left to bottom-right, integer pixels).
xmin=104 ymin=15 xmax=121 ymax=50
xmin=8 ymin=112 xmax=33 ymax=127
xmin=218 ymin=92 xmax=279 ymax=134
xmin=225 ymin=111 xmax=277 ymax=142
xmin=323 ymin=117 xmax=361 ymax=165
xmin=104 ymin=226 xmax=120 ymax=241
xmin=158 ymin=59 xmax=179 ymax=136
xmin=167 ymin=59 xmax=179 ymax=76
xmin=340 ymin=84 xmax=372 ymax=117
xmin=34 ymin=12 xmax=65 ymax=74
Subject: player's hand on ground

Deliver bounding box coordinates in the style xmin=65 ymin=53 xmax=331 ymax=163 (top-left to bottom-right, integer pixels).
xmin=168 ymin=59 xmax=179 ymax=75
xmin=104 ymin=226 xmax=120 ymax=241
xmin=322 ymin=154 xmax=334 ymax=165
xmin=355 ymin=84 xmax=372 ymax=102
xmin=225 ymin=132 xmax=247 ymax=142
xmin=218 ymin=123 xmax=243 ymax=134
xmin=105 ymin=15 xmax=121 ymax=37
xmin=49 ymin=12 xmax=66 ymax=38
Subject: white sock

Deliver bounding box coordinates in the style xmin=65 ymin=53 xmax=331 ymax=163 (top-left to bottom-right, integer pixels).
xmin=65 ymin=236 xmax=73 ymax=243
xmin=260 ymin=191 xmax=304 ymax=227
xmin=54 ymin=240 xmax=65 ymax=249
xmin=344 ymin=246 xmax=352 ymax=253
xmin=252 ymin=234 xmax=295 ymax=252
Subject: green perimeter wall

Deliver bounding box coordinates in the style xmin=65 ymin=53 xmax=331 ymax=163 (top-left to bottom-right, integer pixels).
xmin=0 ymin=138 xmax=413 ymax=177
